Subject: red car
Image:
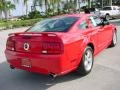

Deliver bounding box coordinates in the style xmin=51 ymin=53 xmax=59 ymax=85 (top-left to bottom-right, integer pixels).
xmin=5 ymin=14 xmax=117 ymax=77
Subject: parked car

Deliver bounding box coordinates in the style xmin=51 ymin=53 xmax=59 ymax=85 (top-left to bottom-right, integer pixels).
xmin=5 ymin=14 xmax=117 ymax=77
xmin=89 ymin=8 xmax=100 ymax=15
xmin=100 ymin=6 xmax=120 ymax=19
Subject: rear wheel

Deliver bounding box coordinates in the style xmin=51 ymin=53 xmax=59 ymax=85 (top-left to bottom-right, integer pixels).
xmin=105 ymin=14 xmax=111 ymax=20
xmin=77 ymin=46 xmax=94 ymax=76
xmin=110 ymin=31 xmax=117 ymax=47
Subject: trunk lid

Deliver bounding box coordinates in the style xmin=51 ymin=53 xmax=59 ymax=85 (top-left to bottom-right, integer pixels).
xmin=8 ymin=32 xmax=64 ymax=54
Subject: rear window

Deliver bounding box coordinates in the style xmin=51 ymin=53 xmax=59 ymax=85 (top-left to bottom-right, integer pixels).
xmin=103 ymin=7 xmax=112 ymax=10
xmin=27 ymin=16 xmax=79 ymax=32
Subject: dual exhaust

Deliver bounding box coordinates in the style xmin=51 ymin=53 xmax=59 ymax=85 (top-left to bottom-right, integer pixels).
xmin=10 ymin=65 xmax=57 ymax=78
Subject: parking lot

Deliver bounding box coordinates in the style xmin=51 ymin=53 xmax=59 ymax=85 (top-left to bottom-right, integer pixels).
xmin=0 ymin=25 xmax=120 ymax=90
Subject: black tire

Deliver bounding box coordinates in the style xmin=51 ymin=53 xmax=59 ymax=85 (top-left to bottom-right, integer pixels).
xmin=110 ymin=31 xmax=117 ymax=47
xmin=77 ymin=46 xmax=94 ymax=76
xmin=105 ymin=14 xmax=111 ymax=20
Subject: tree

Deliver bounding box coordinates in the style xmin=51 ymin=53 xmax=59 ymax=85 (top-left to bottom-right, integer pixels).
xmin=0 ymin=0 xmax=15 ymax=20
xmin=46 ymin=0 xmax=61 ymax=15
xmin=0 ymin=0 xmax=4 ymax=19
xmin=34 ymin=0 xmax=48 ymax=11
xmin=23 ymin=0 xmax=28 ymax=16
xmin=32 ymin=0 xmax=43 ymax=11
xmin=6 ymin=1 xmax=15 ymax=19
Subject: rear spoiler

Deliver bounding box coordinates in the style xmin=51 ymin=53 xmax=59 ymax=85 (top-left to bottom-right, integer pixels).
xmin=8 ymin=32 xmax=58 ymax=37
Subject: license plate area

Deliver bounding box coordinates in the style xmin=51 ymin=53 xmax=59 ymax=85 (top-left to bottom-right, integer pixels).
xmin=21 ymin=58 xmax=31 ymax=68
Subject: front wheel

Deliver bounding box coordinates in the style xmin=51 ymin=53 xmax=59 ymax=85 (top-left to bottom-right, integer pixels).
xmin=77 ymin=46 xmax=94 ymax=76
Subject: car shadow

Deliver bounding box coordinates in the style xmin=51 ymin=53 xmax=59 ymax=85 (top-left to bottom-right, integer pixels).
xmin=0 ymin=61 xmax=84 ymax=90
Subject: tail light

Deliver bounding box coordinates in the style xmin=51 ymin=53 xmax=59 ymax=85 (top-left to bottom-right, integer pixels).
xmin=41 ymin=42 xmax=63 ymax=54
xmin=6 ymin=37 xmax=15 ymax=51
xmin=41 ymin=34 xmax=64 ymax=55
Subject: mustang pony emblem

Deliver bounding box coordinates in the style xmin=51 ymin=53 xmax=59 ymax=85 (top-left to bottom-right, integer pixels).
xmin=24 ymin=43 xmax=29 ymax=51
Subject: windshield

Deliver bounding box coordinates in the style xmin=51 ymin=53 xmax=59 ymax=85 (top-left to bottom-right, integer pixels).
xmin=27 ymin=16 xmax=79 ymax=32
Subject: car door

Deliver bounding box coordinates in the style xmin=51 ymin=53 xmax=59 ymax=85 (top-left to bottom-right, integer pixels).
xmin=77 ymin=19 xmax=99 ymax=54
xmin=89 ymin=16 xmax=110 ymax=51
xmin=112 ymin=6 xmax=119 ymax=16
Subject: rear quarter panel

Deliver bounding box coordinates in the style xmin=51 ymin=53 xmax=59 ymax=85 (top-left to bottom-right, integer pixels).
xmin=60 ymin=32 xmax=86 ymax=70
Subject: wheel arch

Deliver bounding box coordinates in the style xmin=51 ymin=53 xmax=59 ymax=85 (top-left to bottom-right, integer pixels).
xmin=87 ymin=43 xmax=94 ymax=54
xmin=114 ymin=28 xmax=117 ymax=33
xmin=106 ymin=13 xmax=110 ymax=15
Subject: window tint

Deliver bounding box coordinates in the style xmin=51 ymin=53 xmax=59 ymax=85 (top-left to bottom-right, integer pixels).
xmin=78 ymin=21 xmax=88 ymax=30
xmin=27 ymin=16 xmax=79 ymax=32
xmin=118 ymin=8 xmax=120 ymax=10
xmin=113 ymin=7 xmax=116 ymax=10
xmin=103 ymin=7 xmax=112 ymax=10
xmin=89 ymin=16 xmax=102 ymax=27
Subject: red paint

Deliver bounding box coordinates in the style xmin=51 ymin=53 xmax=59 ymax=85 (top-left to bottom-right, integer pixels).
xmin=5 ymin=14 xmax=116 ymax=76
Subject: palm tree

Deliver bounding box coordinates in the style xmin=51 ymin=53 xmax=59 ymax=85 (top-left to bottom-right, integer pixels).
xmin=0 ymin=0 xmax=4 ymax=19
xmin=34 ymin=0 xmax=48 ymax=12
xmin=33 ymin=0 xmax=43 ymax=11
xmin=0 ymin=0 xmax=15 ymax=20
xmin=23 ymin=0 xmax=28 ymax=16
xmin=48 ymin=0 xmax=61 ymax=14
xmin=45 ymin=0 xmax=48 ymax=12
xmin=4 ymin=1 xmax=15 ymax=19
xmin=6 ymin=1 xmax=15 ymax=19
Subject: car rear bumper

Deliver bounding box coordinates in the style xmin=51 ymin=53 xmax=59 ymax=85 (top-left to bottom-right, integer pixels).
xmin=5 ymin=50 xmax=70 ymax=75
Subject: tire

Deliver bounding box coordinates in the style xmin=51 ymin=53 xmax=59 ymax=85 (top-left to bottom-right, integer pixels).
xmin=77 ymin=46 xmax=94 ymax=76
xmin=110 ymin=31 xmax=117 ymax=47
xmin=105 ymin=14 xmax=111 ymax=20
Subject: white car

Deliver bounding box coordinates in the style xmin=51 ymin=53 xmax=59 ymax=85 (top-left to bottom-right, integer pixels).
xmin=100 ymin=6 xmax=120 ymax=19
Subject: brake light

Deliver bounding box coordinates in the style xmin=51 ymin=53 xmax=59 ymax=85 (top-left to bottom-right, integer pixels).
xmin=41 ymin=42 xmax=63 ymax=54
xmin=6 ymin=37 xmax=15 ymax=51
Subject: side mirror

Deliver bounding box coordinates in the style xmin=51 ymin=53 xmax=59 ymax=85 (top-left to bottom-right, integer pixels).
xmin=99 ymin=17 xmax=109 ymax=26
xmin=103 ymin=20 xmax=109 ymax=25
xmin=97 ymin=20 xmax=109 ymax=26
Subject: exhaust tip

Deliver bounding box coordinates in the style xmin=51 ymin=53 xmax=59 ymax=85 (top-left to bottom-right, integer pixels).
xmin=49 ymin=73 xmax=57 ymax=78
xmin=10 ymin=65 xmax=15 ymax=69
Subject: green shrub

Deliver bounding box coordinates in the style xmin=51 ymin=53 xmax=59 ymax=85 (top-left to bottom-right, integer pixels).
xmin=19 ymin=15 xmax=28 ymax=20
xmin=0 ymin=18 xmax=43 ymax=30
xmin=28 ymin=10 xmax=41 ymax=19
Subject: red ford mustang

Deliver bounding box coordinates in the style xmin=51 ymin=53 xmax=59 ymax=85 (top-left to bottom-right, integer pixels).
xmin=5 ymin=14 xmax=117 ymax=77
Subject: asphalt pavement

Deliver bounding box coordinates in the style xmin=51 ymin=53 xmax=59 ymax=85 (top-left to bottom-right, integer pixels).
xmin=0 ymin=23 xmax=120 ymax=90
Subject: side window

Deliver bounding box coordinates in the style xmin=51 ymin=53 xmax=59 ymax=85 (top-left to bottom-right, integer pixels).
xmin=118 ymin=8 xmax=120 ymax=10
xmin=89 ymin=16 xmax=102 ymax=27
xmin=103 ymin=7 xmax=112 ymax=10
xmin=78 ymin=21 xmax=88 ymax=30
xmin=113 ymin=7 xmax=116 ymax=10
